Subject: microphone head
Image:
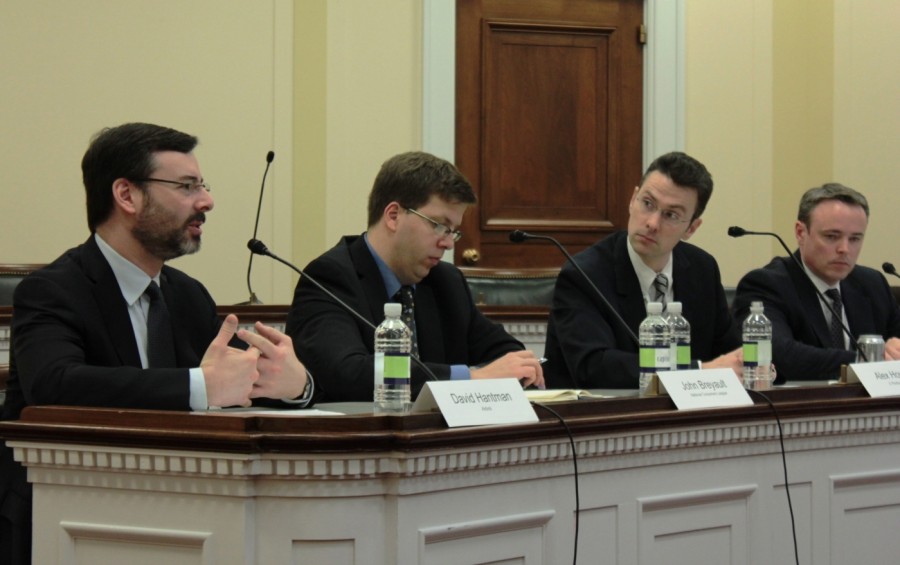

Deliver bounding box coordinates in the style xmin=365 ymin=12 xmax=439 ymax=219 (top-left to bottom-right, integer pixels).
xmin=247 ymin=239 xmax=269 ymax=255
xmin=509 ymin=230 xmax=528 ymax=243
xmin=266 ymin=151 xmax=275 ymax=163
xmin=727 ymin=226 xmax=747 ymax=237
xmin=883 ymin=262 xmax=897 ymax=275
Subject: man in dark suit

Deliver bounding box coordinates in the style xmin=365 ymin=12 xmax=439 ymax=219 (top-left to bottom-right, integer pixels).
xmin=286 ymin=151 xmax=543 ymax=402
xmin=0 ymin=123 xmax=312 ymax=565
xmin=733 ymin=183 xmax=900 ymax=382
xmin=543 ymin=152 xmax=742 ymax=389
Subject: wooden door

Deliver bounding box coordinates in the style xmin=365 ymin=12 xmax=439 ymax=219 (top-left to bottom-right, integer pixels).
xmin=455 ymin=0 xmax=644 ymax=269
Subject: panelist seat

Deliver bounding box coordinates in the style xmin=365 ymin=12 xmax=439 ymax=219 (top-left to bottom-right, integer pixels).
xmin=0 ymin=264 xmax=45 ymax=306
xmin=1 ymin=265 xmax=45 ymax=401
xmin=461 ymin=267 xmax=558 ymax=307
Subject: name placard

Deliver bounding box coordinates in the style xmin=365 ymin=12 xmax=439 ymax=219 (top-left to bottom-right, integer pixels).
xmin=658 ymin=369 xmax=752 ymax=410
xmin=846 ymin=360 xmax=900 ymax=397
xmin=412 ymin=379 xmax=538 ymax=427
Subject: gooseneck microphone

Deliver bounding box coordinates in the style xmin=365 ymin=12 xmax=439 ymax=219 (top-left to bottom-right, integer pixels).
xmin=883 ymin=262 xmax=900 ymax=280
xmin=727 ymin=226 xmax=865 ymax=360
xmin=247 ymin=239 xmax=439 ymax=382
xmin=509 ymin=230 xmax=639 ymax=346
xmin=242 ymin=151 xmax=276 ymax=305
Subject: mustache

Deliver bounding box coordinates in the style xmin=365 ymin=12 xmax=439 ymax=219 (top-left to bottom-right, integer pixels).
xmin=186 ymin=212 xmax=206 ymax=225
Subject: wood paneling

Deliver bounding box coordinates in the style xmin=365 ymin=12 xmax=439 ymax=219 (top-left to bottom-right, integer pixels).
xmin=456 ymin=0 xmax=644 ymax=269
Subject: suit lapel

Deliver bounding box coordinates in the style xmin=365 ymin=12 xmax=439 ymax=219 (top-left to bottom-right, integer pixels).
xmin=348 ymin=236 xmax=391 ymax=325
xmin=412 ymin=282 xmax=443 ymax=361
xmin=671 ymin=243 xmax=693 ymax=316
xmin=785 ymin=254 xmax=831 ymax=347
xmin=159 ymin=270 xmax=199 ymax=366
xmin=83 ymin=237 xmax=142 ymax=367
xmin=612 ymin=234 xmax=648 ymax=331
xmin=841 ymin=275 xmax=874 ymax=336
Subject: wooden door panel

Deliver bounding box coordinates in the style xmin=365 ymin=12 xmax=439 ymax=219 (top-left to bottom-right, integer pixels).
xmin=456 ymin=0 xmax=643 ymax=269
xmin=483 ymin=23 xmax=613 ymax=230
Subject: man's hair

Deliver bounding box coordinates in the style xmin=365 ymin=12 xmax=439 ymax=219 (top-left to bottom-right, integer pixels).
xmin=640 ymin=151 xmax=714 ymax=220
xmin=797 ymin=182 xmax=869 ymax=226
xmin=81 ymin=122 xmax=198 ymax=231
xmin=367 ymin=151 xmax=476 ymax=227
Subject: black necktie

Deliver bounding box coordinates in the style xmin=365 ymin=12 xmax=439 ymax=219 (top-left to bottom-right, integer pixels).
xmin=824 ymin=288 xmax=845 ymax=349
xmin=395 ymin=285 xmax=419 ymax=358
xmin=145 ymin=281 xmax=177 ymax=367
xmin=652 ymin=273 xmax=669 ymax=312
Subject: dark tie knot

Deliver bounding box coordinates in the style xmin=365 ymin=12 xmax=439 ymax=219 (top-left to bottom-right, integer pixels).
xmin=653 ymin=273 xmax=668 ymax=293
xmin=399 ymin=285 xmax=415 ymax=304
xmin=825 ymin=288 xmax=842 ymax=305
xmin=145 ymin=281 xmax=163 ymax=302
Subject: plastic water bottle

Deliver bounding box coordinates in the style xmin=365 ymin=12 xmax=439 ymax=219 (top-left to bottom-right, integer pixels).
xmin=374 ymin=302 xmax=411 ymax=412
xmin=742 ymin=301 xmax=773 ymax=390
xmin=664 ymin=302 xmax=691 ymax=370
xmin=639 ymin=302 xmax=671 ymax=396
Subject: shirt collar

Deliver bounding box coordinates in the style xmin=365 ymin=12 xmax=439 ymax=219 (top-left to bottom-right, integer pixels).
xmin=363 ymin=232 xmax=406 ymax=299
xmin=626 ymin=236 xmax=673 ymax=299
xmin=94 ymin=233 xmax=161 ymax=306
xmin=801 ymin=260 xmax=840 ymax=294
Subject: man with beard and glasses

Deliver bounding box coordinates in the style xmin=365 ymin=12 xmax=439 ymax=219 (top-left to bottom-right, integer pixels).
xmin=0 ymin=123 xmax=313 ymax=565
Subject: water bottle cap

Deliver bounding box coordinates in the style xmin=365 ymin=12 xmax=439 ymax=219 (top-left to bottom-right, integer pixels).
xmin=668 ymin=301 xmax=682 ymax=314
xmin=750 ymin=301 xmax=764 ymax=313
xmin=384 ymin=302 xmax=402 ymax=317
xmin=646 ymin=302 xmax=663 ymax=314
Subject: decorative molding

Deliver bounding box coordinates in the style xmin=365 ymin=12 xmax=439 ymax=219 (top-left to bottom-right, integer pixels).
xmin=60 ymin=521 xmax=211 ymax=551
xmin=13 ymin=411 xmax=900 ymax=491
xmin=640 ymin=484 xmax=758 ymax=512
xmin=832 ymin=468 xmax=900 ymax=490
xmin=420 ymin=510 xmax=555 ymax=544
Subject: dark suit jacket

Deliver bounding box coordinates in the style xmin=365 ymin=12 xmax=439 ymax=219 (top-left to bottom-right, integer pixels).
xmin=2 ymin=236 xmax=221 ymax=420
xmin=733 ymin=253 xmax=900 ymax=382
xmin=285 ymin=235 xmax=524 ymax=402
xmin=543 ymin=231 xmax=741 ymax=389
xmin=0 ymin=236 xmax=221 ymax=565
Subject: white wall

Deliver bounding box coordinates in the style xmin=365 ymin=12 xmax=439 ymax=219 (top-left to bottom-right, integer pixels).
xmin=2 ymin=0 xmax=897 ymax=303
xmin=683 ymin=0 xmax=776 ymax=286
xmin=0 ymin=0 xmax=294 ymax=305
xmin=833 ymin=0 xmax=900 ymax=268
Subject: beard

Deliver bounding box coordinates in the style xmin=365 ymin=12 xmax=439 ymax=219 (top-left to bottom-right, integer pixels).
xmin=132 ymin=195 xmax=205 ymax=261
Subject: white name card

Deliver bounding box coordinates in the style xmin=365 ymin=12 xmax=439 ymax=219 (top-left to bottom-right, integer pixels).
xmin=411 ymin=378 xmax=538 ymax=427
xmin=659 ymin=369 xmax=752 ymax=410
xmin=846 ymin=360 xmax=900 ymax=397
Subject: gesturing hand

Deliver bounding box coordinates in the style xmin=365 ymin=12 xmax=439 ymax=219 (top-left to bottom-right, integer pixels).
xmin=239 ymin=322 xmax=308 ymax=400
xmin=201 ymin=315 xmax=259 ymax=407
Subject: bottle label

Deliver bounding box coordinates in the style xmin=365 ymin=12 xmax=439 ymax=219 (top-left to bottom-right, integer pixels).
xmin=676 ymin=342 xmax=691 ymax=369
xmin=640 ymin=345 xmax=671 ymax=371
xmin=742 ymin=340 xmax=772 ymax=367
xmin=376 ymin=352 xmax=410 ymax=387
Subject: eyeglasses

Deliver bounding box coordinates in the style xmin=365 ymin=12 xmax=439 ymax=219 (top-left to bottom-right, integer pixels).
xmin=406 ymin=207 xmax=462 ymax=242
xmin=133 ymin=178 xmax=211 ymax=196
xmin=633 ymin=196 xmax=690 ymax=227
